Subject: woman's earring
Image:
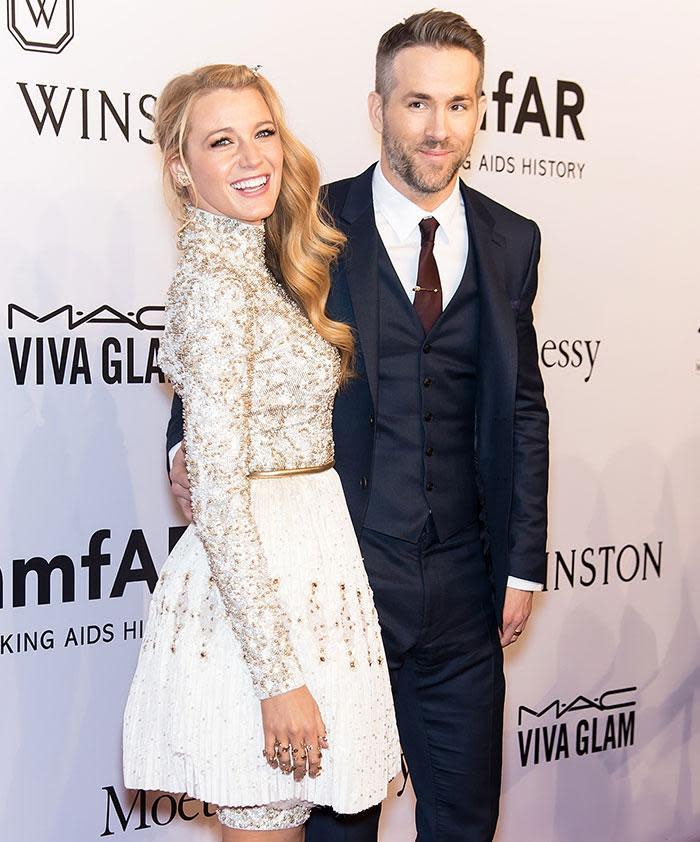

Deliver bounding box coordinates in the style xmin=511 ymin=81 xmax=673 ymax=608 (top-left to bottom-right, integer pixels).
xmin=175 ymin=171 xmax=191 ymax=187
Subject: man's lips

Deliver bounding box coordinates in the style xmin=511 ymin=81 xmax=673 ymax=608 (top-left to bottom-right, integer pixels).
xmin=418 ymin=149 xmax=453 ymax=158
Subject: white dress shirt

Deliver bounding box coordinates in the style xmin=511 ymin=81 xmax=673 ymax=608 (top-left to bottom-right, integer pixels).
xmin=170 ymin=165 xmax=543 ymax=592
xmin=372 ymin=163 xmax=543 ymax=593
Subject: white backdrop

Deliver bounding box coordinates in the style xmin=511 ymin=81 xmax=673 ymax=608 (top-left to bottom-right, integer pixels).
xmin=2 ymin=1 xmax=699 ymax=840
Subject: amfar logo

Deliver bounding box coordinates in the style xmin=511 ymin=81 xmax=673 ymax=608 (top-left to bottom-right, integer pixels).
xmin=7 ymin=0 xmax=74 ymax=54
xmin=7 ymin=303 xmax=165 ymax=386
xmin=482 ymin=72 xmax=584 ymax=140
xmin=517 ymin=686 xmax=637 ymax=767
xmin=1 ymin=526 xmax=186 ymax=611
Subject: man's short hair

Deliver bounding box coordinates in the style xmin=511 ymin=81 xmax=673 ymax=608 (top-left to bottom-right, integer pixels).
xmin=375 ymin=9 xmax=485 ymax=99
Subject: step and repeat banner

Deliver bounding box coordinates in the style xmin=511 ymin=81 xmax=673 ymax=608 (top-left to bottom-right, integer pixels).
xmin=2 ymin=1 xmax=698 ymax=840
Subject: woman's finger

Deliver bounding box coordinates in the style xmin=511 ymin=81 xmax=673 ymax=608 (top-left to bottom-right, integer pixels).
xmin=277 ymin=735 xmax=293 ymax=776
xmin=263 ymin=728 xmax=278 ymax=769
xmin=292 ymin=737 xmax=308 ymax=782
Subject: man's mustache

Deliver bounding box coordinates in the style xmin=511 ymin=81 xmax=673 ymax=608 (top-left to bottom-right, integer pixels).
xmin=416 ymin=141 xmax=458 ymax=153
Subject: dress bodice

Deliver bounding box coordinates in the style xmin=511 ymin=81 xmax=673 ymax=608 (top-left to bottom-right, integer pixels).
xmin=158 ymin=207 xmax=341 ymax=698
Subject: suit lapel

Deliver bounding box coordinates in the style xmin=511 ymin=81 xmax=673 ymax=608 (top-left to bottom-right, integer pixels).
xmin=339 ymin=165 xmax=380 ymax=407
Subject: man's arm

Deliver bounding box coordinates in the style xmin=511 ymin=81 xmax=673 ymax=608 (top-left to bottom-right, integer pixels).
xmin=509 ymin=220 xmax=549 ymax=583
xmin=166 ymin=392 xmax=184 ymax=463
xmin=166 ymin=392 xmax=192 ymax=520
xmin=501 ymin=221 xmax=549 ymax=646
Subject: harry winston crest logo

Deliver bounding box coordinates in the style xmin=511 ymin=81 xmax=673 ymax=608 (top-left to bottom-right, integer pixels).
xmin=7 ymin=0 xmax=74 ymax=54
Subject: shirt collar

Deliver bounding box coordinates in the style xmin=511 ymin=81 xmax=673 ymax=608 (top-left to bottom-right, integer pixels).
xmin=372 ymin=161 xmax=464 ymax=244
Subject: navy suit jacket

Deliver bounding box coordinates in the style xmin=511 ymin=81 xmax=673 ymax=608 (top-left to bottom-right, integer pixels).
xmin=167 ymin=164 xmax=549 ymax=617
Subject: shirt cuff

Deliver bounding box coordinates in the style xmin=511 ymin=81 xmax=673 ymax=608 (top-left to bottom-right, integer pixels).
xmin=507 ymin=575 xmax=544 ymax=592
xmin=168 ymin=441 xmax=183 ymax=473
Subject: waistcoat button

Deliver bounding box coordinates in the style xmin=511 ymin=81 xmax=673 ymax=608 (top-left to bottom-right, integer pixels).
xmin=424 ymin=412 xmax=433 ymax=422
xmin=426 ymin=481 xmax=434 ymax=492
xmin=426 ymin=447 xmax=434 ymax=457
xmin=423 ymin=377 xmax=432 ymax=387
xmin=359 ymin=476 xmax=368 ymax=490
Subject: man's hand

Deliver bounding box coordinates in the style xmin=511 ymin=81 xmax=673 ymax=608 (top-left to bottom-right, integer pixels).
xmin=170 ymin=445 xmax=192 ymax=522
xmin=500 ymin=587 xmax=534 ymax=647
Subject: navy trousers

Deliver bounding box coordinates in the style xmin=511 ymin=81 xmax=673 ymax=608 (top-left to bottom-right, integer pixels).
xmin=306 ymin=517 xmax=505 ymax=842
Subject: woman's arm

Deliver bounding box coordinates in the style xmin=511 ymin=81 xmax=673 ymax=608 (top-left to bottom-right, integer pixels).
xmin=159 ymin=252 xmax=304 ymax=699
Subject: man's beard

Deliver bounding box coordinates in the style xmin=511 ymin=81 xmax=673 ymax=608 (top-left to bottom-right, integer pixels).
xmin=384 ymin=131 xmax=466 ymax=195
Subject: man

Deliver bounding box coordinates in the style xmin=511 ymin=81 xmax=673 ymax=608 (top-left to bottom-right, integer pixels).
xmin=167 ymin=10 xmax=548 ymax=841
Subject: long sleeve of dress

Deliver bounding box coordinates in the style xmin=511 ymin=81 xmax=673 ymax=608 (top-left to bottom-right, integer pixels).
xmin=158 ymin=248 xmax=304 ymax=699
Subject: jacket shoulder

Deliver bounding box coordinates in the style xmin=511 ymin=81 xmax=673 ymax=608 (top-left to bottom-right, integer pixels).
xmin=465 ymin=185 xmax=538 ymax=237
xmin=320 ymin=176 xmax=355 ymax=222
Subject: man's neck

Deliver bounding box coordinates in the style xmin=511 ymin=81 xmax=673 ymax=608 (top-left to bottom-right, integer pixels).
xmin=379 ymin=153 xmax=458 ymax=213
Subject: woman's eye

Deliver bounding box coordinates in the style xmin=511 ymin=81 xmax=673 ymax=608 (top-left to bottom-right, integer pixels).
xmin=211 ymin=137 xmax=231 ymax=147
xmin=256 ymin=128 xmax=276 ymax=138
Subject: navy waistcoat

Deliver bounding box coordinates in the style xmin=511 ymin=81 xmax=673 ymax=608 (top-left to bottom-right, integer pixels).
xmin=363 ymin=237 xmax=480 ymax=543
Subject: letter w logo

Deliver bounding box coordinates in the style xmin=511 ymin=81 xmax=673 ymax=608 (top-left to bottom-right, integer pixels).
xmin=24 ymin=0 xmax=59 ymax=27
xmin=7 ymin=0 xmax=75 ymax=54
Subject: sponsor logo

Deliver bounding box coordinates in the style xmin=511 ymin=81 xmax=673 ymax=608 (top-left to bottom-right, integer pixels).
xmin=482 ymin=72 xmax=585 ymax=139
xmin=16 ymin=82 xmax=156 ymax=143
xmin=518 ymin=686 xmax=636 ymax=767
xmin=464 ymin=71 xmax=587 ymax=180
xmin=101 ymin=787 xmax=216 ymax=836
xmin=7 ymin=0 xmax=74 ymax=54
xmin=1 ymin=526 xmax=186 ymax=611
xmin=540 ymin=338 xmax=602 ymax=382
xmin=545 ymin=541 xmax=662 ymax=590
xmin=7 ymin=303 xmax=165 ymax=386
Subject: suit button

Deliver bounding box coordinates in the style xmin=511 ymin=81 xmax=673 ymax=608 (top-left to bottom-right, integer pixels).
xmin=426 ymin=481 xmax=434 ymax=491
xmin=359 ymin=476 xmax=368 ymax=490
xmin=423 ymin=377 xmax=432 ymax=387
xmin=424 ymin=412 xmax=433 ymax=422
xmin=423 ymin=343 xmax=432 ymax=353
xmin=369 ymin=414 xmax=374 ymax=425
xmin=425 ymin=447 xmax=434 ymax=457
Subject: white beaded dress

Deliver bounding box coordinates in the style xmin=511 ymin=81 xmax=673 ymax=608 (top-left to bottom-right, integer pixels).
xmin=122 ymin=207 xmax=400 ymax=830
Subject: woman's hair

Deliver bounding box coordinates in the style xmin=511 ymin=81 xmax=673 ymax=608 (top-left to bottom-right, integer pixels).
xmin=154 ymin=63 xmax=354 ymax=383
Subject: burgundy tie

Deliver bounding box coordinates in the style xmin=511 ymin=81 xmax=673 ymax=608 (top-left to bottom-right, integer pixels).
xmin=413 ymin=217 xmax=442 ymax=334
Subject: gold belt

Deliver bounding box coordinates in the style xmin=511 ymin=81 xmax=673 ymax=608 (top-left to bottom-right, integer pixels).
xmin=248 ymin=459 xmax=335 ymax=479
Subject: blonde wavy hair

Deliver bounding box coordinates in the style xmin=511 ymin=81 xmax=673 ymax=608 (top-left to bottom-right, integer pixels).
xmin=154 ymin=64 xmax=354 ymax=383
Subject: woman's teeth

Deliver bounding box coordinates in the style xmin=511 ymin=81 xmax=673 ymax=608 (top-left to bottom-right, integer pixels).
xmin=232 ymin=176 xmax=268 ymax=191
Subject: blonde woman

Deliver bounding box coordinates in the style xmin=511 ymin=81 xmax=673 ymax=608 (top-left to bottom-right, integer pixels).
xmin=122 ymin=65 xmax=400 ymax=840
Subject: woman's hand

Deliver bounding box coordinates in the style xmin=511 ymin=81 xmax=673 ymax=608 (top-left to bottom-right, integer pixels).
xmin=261 ymin=685 xmax=329 ymax=781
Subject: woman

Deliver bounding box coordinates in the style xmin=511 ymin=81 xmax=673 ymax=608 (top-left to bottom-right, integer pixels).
xmin=122 ymin=64 xmax=400 ymax=838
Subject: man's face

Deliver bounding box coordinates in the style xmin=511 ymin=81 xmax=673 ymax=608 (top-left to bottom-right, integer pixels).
xmin=369 ymin=46 xmax=486 ymax=203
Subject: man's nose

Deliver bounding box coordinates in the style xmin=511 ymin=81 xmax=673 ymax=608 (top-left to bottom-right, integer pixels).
xmin=427 ymin=108 xmax=449 ymax=142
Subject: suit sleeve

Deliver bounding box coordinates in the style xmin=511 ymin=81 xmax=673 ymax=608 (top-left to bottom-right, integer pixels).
xmin=508 ymin=222 xmax=549 ymax=585
xmin=165 ymin=392 xmax=184 ymax=468
xmin=158 ymin=256 xmax=304 ymax=699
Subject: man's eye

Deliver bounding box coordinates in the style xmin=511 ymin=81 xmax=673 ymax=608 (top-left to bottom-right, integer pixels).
xmin=408 ymin=101 xmax=426 ymax=109
xmin=451 ymin=103 xmax=468 ymax=111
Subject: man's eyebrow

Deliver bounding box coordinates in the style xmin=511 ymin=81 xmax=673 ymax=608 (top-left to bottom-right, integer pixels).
xmin=403 ymin=92 xmax=474 ymax=103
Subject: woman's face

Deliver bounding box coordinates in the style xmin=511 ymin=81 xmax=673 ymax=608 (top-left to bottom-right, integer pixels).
xmin=174 ymin=87 xmax=283 ymax=225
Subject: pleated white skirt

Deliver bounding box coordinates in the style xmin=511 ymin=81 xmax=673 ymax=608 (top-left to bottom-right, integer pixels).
xmin=122 ymin=468 xmax=401 ymax=814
